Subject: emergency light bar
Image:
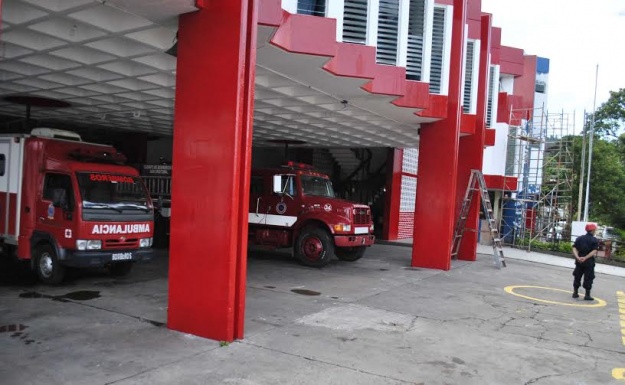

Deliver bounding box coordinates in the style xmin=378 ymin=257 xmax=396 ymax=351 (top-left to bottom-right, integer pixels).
xmin=69 ymin=147 xmax=127 ymax=163
xmin=31 ymin=127 xmax=82 ymax=141
xmin=283 ymin=161 xmax=314 ymax=170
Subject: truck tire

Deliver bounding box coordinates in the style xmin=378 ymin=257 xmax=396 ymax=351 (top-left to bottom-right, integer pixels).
xmin=335 ymin=246 xmax=366 ymax=262
xmin=109 ymin=261 xmax=133 ymax=277
xmin=294 ymin=227 xmax=334 ymax=268
xmin=34 ymin=244 xmax=66 ymax=285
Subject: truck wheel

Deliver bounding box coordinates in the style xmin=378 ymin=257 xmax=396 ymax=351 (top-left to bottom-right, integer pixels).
xmin=109 ymin=262 xmax=133 ymax=277
xmin=295 ymin=227 xmax=334 ymax=268
xmin=34 ymin=244 xmax=66 ymax=284
xmin=335 ymin=246 xmax=366 ymax=262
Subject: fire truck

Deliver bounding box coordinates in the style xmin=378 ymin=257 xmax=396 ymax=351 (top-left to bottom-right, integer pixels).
xmin=249 ymin=162 xmax=375 ymax=267
xmin=0 ymin=128 xmax=154 ymax=284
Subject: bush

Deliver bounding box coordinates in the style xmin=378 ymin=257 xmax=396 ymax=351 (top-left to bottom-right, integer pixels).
xmin=513 ymin=237 xmax=572 ymax=254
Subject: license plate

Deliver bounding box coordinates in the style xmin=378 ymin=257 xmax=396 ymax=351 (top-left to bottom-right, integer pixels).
xmin=354 ymin=227 xmax=369 ymax=234
xmin=112 ymin=252 xmax=133 ymax=261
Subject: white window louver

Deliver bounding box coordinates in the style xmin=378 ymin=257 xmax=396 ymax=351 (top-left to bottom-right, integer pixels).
xmin=429 ymin=6 xmax=446 ymax=94
xmin=462 ymin=40 xmax=475 ymax=113
xmin=343 ymin=0 xmax=368 ymax=44
xmin=297 ymin=0 xmax=327 ymax=17
xmin=406 ymin=0 xmax=426 ymax=81
xmin=486 ymin=65 xmax=495 ymax=127
xmin=377 ymin=0 xmax=400 ymax=65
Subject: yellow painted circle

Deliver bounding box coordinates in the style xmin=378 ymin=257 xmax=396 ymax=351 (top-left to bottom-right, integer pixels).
xmin=612 ymin=368 xmax=625 ymax=380
xmin=504 ymin=285 xmax=607 ymax=307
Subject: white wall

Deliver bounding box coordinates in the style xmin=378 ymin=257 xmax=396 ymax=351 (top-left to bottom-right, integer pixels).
xmin=482 ymin=121 xmax=508 ymax=175
xmin=500 ymin=75 xmax=514 ymax=95
xmin=282 ymin=0 xmax=298 ymax=13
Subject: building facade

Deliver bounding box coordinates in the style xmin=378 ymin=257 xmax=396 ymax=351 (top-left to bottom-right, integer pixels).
xmin=0 ymin=0 xmax=546 ymax=341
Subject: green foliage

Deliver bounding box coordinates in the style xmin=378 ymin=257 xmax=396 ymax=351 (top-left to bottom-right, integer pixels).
xmin=581 ymin=140 xmax=625 ymax=228
xmin=613 ymin=244 xmax=625 ymax=261
xmin=572 ymin=135 xmax=625 ymax=229
xmin=568 ymin=89 xmax=625 ymax=230
xmin=514 ymin=238 xmax=573 ymax=254
xmin=593 ymin=88 xmax=625 ymax=139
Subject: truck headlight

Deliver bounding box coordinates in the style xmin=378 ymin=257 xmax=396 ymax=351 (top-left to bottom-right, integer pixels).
xmin=76 ymin=240 xmax=101 ymax=250
xmin=333 ymin=224 xmax=351 ymax=232
xmin=140 ymin=238 xmax=153 ymax=248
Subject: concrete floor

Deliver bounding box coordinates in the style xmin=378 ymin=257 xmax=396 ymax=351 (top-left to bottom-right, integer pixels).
xmin=1 ymin=244 xmax=625 ymax=385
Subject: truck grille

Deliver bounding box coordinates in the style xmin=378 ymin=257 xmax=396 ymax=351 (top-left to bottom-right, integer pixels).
xmin=353 ymin=208 xmax=371 ymax=225
xmin=105 ymin=238 xmax=139 ymax=249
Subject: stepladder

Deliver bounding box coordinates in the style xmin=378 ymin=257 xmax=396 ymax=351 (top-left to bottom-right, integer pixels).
xmin=451 ymin=170 xmax=506 ymax=268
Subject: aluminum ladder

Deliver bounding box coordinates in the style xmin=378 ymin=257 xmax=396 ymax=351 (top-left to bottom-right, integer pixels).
xmin=451 ymin=170 xmax=506 ymax=268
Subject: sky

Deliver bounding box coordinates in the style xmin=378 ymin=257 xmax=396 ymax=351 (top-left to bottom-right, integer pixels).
xmin=480 ymin=0 xmax=625 ymax=132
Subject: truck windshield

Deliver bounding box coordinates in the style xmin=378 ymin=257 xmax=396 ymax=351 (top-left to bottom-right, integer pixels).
xmin=301 ymin=175 xmax=335 ymax=198
xmin=76 ymin=172 xmax=150 ymax=211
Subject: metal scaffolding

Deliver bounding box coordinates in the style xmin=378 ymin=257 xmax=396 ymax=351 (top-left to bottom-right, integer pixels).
xmin=499 ymin=107 xmax=575 ymax=250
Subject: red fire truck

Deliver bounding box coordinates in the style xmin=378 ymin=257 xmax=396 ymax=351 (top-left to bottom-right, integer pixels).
xmin=0 ymin=128 xmax=154 ymax=284
xmin=249 ymin=162 xmax=375 ymax=267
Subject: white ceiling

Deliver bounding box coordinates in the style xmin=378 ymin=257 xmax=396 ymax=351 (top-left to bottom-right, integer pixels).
xmin=0 ymin=0 xmax=428 ymax=147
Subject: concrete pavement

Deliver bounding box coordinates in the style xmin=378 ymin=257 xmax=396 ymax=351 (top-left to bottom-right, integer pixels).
xmin=1 ymin=244 xmax=625 ymax=384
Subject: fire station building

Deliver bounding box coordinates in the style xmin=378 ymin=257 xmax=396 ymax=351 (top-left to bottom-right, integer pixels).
xmin=0 ymin=0 xmax=542 ymax=341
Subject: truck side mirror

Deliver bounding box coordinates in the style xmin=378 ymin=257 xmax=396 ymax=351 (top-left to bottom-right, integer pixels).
xmin=273 ymin=175 xmax=282 ymax=194
xmin=52 ymin=188 xmax=70 ymax=211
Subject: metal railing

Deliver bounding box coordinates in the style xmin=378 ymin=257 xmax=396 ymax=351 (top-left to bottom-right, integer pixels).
xmin=142 ymin=176 xmax=172 ymax=199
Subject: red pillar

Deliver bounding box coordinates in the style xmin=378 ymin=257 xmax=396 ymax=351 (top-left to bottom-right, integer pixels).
xmin=168 ymin=1 xmax=257 ymax=341
xmin=383 ymin=148 xmax=402 ymax=240
xmin=411 ymin=0 xmax=467 ymax=270
xmin=456 ymin=15 xmax=492 ymax=261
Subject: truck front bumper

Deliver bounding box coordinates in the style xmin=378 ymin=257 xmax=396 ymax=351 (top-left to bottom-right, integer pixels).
xmin=335 ymin=234 xmax=375 ymax=247
xmin=58 ymin=248 xmax=154 ymax=268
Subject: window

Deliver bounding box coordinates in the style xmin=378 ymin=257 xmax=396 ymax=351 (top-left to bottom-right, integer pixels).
xmin=76 ymin=173 xmax=150 ymax=211
xmin=462 ymin=40 xmax=475 ymax=113
xmin=535 ymin=81 xmax=546 ymax=93
xmin=0 ymin=154 xmax=5 ymax=176
xmin=343 ymin=0 xmax=368 ymax=44
xmin=43 ymin=173 xmax=74 ymax=209
xmin=279 ymin=175 xmax=297 ymax=196
xmin=297 ymin=0 xmax=326 ymax=17
xmin=301 ymin=175 xmax=334 ymax=198
xmin=377 ymin=0 xmax=400 ymax=65
xmin=486 ymin=65 xmax=495 ymax=127
xmin=406 ymin=0 xmax=426 ymax=81
xmin=250 ymin=176 xmax=264 ymax=195
xmin=429 ymin=6 xmax=446 ymax=94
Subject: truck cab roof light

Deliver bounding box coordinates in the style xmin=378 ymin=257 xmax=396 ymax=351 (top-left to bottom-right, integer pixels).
xmin=283 ymin=161 xmax=314 ymax=170
xmin=31 ymin=127 xmax=82 ymax=141
xmin=69 ymin=148 xmax=127 ymax=163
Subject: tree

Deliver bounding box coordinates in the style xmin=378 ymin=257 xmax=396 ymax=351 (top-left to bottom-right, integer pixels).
xmin=584 ymin=139 xmax=625 ymax=227
xmin=570 ymin=88 xmax=625 ymax=229
xmin=593 ymin=88 xmax=625 ymax=140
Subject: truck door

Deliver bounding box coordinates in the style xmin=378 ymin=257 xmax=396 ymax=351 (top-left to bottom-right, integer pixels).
xmin=248 ymin=175 xmax=267 ymax=225
xmin=262 ymin=174 xmax=299 ymax=228
xmin=36 ymin=173 xmax=76 ymax=249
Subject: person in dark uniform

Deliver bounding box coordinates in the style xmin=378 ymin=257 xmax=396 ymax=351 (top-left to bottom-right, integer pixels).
xmin=572 ymin=223 xmax=600 ymax=300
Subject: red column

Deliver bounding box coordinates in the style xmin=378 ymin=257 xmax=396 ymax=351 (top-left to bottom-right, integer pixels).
xmin=383 ymin=148 xmax=402 ymax=240
xmin=411 ymin=0 xmax=466 ymax=270
xmin=456 ymin=15 xmax=492 ymax=261
xmin=168 ymin=0 xmax=257 ymax=341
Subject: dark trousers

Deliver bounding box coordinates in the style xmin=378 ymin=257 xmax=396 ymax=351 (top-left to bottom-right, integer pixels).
xmin=573 ymin=258 xmax=595 ymax=291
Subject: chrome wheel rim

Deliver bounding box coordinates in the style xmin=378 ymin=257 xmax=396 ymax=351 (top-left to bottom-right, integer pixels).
xmin=39 ymin=252 xmax=53 ymax=278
